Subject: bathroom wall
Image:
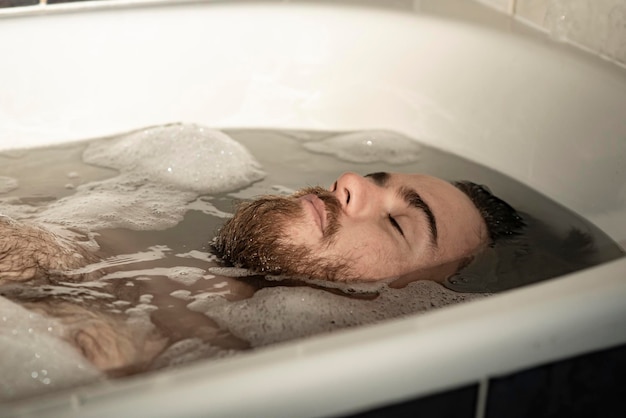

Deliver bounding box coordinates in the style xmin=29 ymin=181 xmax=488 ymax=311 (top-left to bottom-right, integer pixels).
xmin=476 ymin=0 xmax=626 ymax=67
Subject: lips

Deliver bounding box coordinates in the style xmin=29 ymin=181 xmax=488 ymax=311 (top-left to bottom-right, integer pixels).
xmin=298 ymin=193 xmax=327 ymax=233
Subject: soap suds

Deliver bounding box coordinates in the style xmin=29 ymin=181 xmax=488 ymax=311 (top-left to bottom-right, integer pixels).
xmin=189 ymin=280 xmax=489 ymax=348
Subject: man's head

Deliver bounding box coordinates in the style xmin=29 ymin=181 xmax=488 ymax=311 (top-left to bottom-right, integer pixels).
xmin=212 ymin=172 xmax=524 ymax=282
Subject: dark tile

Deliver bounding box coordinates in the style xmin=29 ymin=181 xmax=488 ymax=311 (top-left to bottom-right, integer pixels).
xmin=342 ymin=383 xmax=478 ymax=418
xmin=47 ymin=0 xmax=107 ymax=4
xmin=486 ymin=343 xmax=626 ymax=418
xmin=0 ymin=0 xmax=38 ymax=7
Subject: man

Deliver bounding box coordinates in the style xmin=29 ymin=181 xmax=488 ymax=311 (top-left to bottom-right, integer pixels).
xmin=0 ymin=171 xmax=524 ymax=375
xmin=213 ymin=171 xmax=525 ymax=282
xmin=1 ymin=171 xmax=523 ymax=285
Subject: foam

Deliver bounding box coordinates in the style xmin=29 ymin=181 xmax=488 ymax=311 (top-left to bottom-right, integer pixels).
xmin=264 ymin=273 xmax=391 ymax=294
xmin=176 ymin=250 xmax=219 ymax=263
xmin=68 ymin=245 xmax=172 ymax=276
xmin=101 ymin=266 xmax=207 ymax=286
xmin=170 ymin=290 xmax=192 ymax=300
xmin=207 ymin=266 xmax=260 ymax=278
xmin=83 ymin=123 xmax=265 ymax=194
xmin=190 ymin=281 xmax=489 ymax=348
xmin=0 ymin=296 xmax=101 ymax=401
xmin=0 ymin=284 xmax=115 ymax=303
xmin=302 ymin=130 xmax=421 ymax=164
xmin=2 ymin=123 xmax=264 ymax=232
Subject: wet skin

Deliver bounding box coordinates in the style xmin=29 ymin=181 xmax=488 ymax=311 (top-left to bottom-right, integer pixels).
xmin=0 ymin=171 xmax=491 ymax=372
xmin=285 ymin=172 xmax=489 ymax=280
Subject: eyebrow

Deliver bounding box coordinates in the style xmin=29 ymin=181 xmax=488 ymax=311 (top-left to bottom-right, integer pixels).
xmin=365 ymin=172 xmax=439 ymax=247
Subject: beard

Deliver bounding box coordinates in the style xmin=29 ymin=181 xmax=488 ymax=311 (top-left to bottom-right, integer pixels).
xmin=212 ymin=186 xmax=352 ymax=280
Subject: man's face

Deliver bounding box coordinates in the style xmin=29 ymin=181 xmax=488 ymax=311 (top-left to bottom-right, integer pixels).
xmin=215 ymin=172 xmax=489 ymax=281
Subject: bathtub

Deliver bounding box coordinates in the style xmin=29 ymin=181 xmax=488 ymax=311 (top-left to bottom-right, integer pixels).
xmin=1 ymin=0 xmax=625 ymax=416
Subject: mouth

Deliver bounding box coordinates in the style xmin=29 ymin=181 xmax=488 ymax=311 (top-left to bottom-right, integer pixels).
xmin=298 ymin=194 xmax=327 ymax=234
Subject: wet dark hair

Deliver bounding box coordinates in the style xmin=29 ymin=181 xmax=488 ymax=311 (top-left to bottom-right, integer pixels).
xmin=453 ymin=181 xmax=526 ymax=243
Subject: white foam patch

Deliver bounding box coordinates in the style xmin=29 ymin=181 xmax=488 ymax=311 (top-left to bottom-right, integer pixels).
xmin=139 ymin=294 xmax=154 ymax=304
xmin=190 ymin=281 xmax=489 ymax=348
xmin=83 ymin=123 xmax=265 ymax=194
xmin=1 ymin=124 xmax=264 ymax=232
xmin=102 ymin=266 xmax=206 ymax=286
xmin=302 ymin=130 xmax=421 ymax=164
xmin=125 ymin=303 xmax=158 ymax=315
xmin=207 ymin=266 xmax=259 ymax=278
xmin=68 ymin=245 xmax=172 ymax=276
xmin=264 ymin=274 xmax=391 ymax=294
xmin=176 ymin=250 xmax=218 ymax=263
xmin=0 ymin=284 xmax=114 ymax=303
xmin=37 ymin=177 xmax=198 ymax=232
xmin=0 ymin=176 xmax=18 ymax=194
xmin=170 ymin=290 xmax=192 ymax=300
xmin=0 ymin=297 xmax=101 ymax=401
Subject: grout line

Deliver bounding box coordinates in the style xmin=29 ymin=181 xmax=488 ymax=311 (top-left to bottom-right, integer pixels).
xmin=474 ymin=377 xmax=489 ymax=418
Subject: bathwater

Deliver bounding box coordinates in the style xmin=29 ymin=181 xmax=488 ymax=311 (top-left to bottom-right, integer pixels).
xmin=0 ymin=124 xmax=623 ymax=400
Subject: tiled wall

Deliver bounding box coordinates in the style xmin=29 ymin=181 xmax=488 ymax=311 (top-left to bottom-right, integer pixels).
xmin=477 ymin=0 xmax=626 ymax=67
xmin=346 ymin=343 xmax=626 ymax=418
xmin=0 ymin=0 xmax=38 ymax=6
xmin=0 ymin=0 xmax=103 ymax=6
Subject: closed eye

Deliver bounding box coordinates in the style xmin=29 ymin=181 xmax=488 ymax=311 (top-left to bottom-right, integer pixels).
xmin=388 ymin=214 xmax=404 ymax=237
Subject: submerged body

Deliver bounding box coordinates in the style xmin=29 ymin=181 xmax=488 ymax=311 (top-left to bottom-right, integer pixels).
xmin=0 ymin=169 xmax=524 ymax=374
xmin=0 ymin=216 xmax=167 ymax=373
xmin=0 ymin=126 xmax=621 ymax=400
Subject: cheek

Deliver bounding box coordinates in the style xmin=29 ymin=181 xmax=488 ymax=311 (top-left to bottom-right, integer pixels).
xmin=324 ymin=227 xmax=405 ymax=279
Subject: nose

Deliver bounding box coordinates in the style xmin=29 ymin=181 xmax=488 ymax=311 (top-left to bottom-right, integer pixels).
xmin=331 ymin=172 xmax=382 ymax=219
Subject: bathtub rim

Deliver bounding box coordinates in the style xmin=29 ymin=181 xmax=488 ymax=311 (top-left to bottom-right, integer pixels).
xmin=1 ymin=0 xmax=625 ymax=416
xmin=4 ymin=256 xmax=626 ymax=417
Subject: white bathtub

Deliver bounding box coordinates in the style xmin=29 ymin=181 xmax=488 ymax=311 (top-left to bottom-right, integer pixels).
xmin=1 ymin=0 xmax=625 ymax=417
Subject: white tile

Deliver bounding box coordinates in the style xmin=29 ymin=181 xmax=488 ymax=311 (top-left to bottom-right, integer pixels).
xmin=473 ymin=0 xmax=514 ymax=14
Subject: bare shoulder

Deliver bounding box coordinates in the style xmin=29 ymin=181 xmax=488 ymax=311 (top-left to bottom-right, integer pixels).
xmin=0 ymin=215 xmax=95 ymax=284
